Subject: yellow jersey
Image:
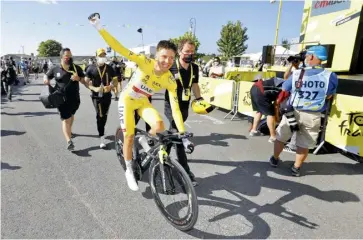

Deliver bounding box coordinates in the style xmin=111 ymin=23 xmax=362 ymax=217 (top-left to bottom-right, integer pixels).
xmin=97 ymin=29 xmax=185 ymax=133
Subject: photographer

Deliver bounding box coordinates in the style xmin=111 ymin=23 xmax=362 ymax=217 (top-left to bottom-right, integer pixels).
xmin=44 ymin=48 xmax=88 ymax=151
xmin=269 ymin=46 xmax=338 ymax=176
xmin=281 ymin=51 xmax=305 ymax=153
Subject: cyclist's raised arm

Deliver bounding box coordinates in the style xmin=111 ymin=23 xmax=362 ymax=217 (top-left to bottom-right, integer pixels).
xmin=166 ymin=74 xmax=185 ymax=134
xmin=89 ymin=13 xmax=146 ymax=68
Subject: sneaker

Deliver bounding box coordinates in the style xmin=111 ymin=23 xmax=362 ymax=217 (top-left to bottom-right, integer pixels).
xmin=188 ymin=171 xmax=198 ymax=187
xmin=268 ymin=137 xmax=276 ymax=143
xmin=283 ymin=145 xmax=296 ymax=153
xmin=115 ymin=97 xmax=119 ymax=101
xmin=125 ymin=169 xmax=139 ymax=191
xmin=67 ymin=140 xmax=75 ymax=151
xmin=249 ymin=130 xmax=261 ymax=136
xmin=182 ymin=138 xmax=194 ymax=154
xmin=71 ymin=132 xmax=75 ymax=139
xmin=269 ymin=156 xmax=280 ymax=167
xmin=100 ymin=136 xmax=106 ymax=149
xmin=291 ymin=164 xmax=301 ymax=177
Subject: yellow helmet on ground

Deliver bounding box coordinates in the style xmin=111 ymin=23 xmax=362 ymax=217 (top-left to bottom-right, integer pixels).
xmin=191 ymin=98 xmax=215 ymax=115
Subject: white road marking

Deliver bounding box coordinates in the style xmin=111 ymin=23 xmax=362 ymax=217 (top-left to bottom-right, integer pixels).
xmin=200 ymin=115 xmax=224 ymax=125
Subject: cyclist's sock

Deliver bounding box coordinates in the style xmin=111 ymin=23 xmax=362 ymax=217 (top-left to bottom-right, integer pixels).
xmin=125 ymin=159 xmax=132 ymax=170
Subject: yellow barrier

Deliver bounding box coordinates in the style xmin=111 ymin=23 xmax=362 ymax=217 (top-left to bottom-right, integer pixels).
xmin=236 ymin=81 xmax=255 ymax=117
xmin=325 ymin=94 xmax=363 ymax=157
xmin=199 ymin=77 xmax=235 ymax=111
xmin=225 ymin=71 xmax=276 ymax=82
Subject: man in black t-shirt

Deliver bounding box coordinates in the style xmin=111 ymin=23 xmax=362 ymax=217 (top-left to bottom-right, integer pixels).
xmin=85 ymin=48 xmax=117 ymax=148
xmin=44 ymin=48 xmax=88 ymax=151
xmin=1 ymin=59 xmax=17 ymax=101
xmin=164 ymin=39 xmax=202 ymax=187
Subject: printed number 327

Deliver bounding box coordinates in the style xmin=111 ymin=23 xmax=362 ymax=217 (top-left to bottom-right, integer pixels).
xmin=298 ymin=91 xmax=318 ymax=100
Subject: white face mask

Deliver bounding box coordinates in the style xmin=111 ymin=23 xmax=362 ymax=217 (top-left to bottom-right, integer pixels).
xmin=97 ymin=57 xmax=107 ymax=65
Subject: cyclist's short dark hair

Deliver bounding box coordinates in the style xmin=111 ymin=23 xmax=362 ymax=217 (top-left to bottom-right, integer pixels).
xmin=178 ymin=39 xmax=195 ymax=52
xmin=156 ymin=40 xmax=177 ymax=54
xmin=60 ymin=48 xmax=71 ymax=57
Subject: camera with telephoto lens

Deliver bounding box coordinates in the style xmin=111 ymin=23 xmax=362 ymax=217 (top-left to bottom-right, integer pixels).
xmin=287 ymin=50 xmax=307 ymax=64
xmin=281 ymin=104 xmax=299 ymax=132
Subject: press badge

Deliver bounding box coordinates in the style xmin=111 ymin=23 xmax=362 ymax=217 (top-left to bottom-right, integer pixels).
xmin=182 ymin=89 xmax=190 ymax=101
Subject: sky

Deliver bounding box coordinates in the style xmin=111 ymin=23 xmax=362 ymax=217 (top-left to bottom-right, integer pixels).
xmin=1 ymin=0 xmax=305 ymax=56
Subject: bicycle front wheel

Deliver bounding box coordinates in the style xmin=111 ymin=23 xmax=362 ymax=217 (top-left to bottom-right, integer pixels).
xmin=149 ymin=157 xmax=198 ymax=231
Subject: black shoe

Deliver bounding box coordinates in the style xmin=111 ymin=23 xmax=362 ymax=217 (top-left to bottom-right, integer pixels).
xmin=291 ymin=164 xmax=301 ymax=177
xmin=71 ymin=132 xmax=75 ymax=138
xmin=115 ymin=97 xmax=119 ymax=101
xmin=269 ymin=156 xmax=280 ymax=167
xmin=188 ymin=171 xmax=198 ymax=187
xmin=67 ymin=140 xmax=75 ymax=151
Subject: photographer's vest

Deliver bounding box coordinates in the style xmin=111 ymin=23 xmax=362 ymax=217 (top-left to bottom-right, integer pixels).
xmin=291 ymin=68 xmax=330 ymax=112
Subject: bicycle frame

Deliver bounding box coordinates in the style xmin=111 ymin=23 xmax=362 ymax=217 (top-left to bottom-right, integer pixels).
xmin=135 ymin=128 xmax=182 ymax=193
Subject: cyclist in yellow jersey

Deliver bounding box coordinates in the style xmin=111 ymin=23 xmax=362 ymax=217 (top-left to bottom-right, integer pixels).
xmin=89 ymin=13 xmax=185 ymax=191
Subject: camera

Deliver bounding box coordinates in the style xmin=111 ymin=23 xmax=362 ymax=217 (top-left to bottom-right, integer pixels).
xmin=287 ymin=50 xmax=307 ymax=64
xmin=281 ymin=105 xmax=300 ymax=132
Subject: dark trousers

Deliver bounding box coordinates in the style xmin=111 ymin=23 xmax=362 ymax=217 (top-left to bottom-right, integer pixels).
xmin=164 ymin=100 xmax=191 ymax=174
xmin=92 ymin=93 xmax=112 ymax=137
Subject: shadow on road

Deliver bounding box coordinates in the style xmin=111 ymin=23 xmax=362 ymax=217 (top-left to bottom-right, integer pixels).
xmin=1 ymin=111 xmax=57 ymax=117
xmin=71 ymin=135 xmax=114 ymax=157
xmin=1 ymin=130 xmax=26 ymax=137
xmin=16 ymin=98 xmax=41 ymax=102
xmin=1 ymin=162 xmax=21 ymax=170
xmin=192 ymin=133 xmax=247 ymax=147
xmin=163 ymin=159 xmax=361 ymax=239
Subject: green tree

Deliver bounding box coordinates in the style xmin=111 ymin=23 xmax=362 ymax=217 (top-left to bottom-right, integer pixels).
xmin=37 ymin=40 xmax=63 ymax=57
xmin=281 ymin=38 xmax=291 ymax=50
xmin=169 ymin=31 xmax=201 ymax=53
xmin=216 ymin=21 xmax=248 ymax=60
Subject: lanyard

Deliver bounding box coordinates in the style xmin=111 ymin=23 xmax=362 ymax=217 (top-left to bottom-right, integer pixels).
xmin=61 ymin=63 xmax=78 ymax=75
xmin=176 ymin=60 xmax=193 ymax=90
xmin=97 ymin=65 xmax=107 ymax=84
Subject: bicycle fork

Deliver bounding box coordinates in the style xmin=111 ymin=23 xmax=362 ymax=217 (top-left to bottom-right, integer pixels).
xmin=158 ymin=145 xmax=175 ymax=194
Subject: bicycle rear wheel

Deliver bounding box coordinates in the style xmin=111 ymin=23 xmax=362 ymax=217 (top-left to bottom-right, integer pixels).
xmin=149 ymin=157 xmax=198 ymax=231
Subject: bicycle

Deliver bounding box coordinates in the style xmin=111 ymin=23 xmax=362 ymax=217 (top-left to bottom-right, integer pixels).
xmin=114 ymin=127 xmax=199 ymax=231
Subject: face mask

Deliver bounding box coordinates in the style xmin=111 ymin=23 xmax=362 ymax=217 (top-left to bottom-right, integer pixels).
xmin=63 ymin=57 xmax=73 ymax=65
xmin=97 ymin=57 xmax=107 ymax=65
xmin=183 ymin=54 xmax=195 ymax=63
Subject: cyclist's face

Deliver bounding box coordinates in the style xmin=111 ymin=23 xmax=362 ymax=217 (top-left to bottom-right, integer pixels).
xmin=156 ymin=48 xmax=175 ymax=72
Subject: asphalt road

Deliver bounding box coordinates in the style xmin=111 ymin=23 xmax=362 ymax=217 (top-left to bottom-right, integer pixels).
xmin=2 ymin=74 xmax=363 ymax=239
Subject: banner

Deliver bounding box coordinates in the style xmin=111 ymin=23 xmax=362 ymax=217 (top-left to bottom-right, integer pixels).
xmin=299 ymin=0 xmax=362 ymax=71
xmin=237 ymin=81 xmax=255 ymax=117
xmin=199 ymin=77 xmax=235 ymax=111
xmin=225 ymin=71 xmax=276 ymax=82
xmin=325 ymin=94 xmax=363 ymax=157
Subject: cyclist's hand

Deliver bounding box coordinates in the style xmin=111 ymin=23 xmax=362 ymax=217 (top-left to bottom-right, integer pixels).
xmin=88 ymin=13 xmax=102 ymax=30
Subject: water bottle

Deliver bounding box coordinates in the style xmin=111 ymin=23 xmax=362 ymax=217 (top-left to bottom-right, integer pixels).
xmin=139 ymin=136 xmax=152 ymax=167
xmin=98 ymin=82 xmax=104 ymax=98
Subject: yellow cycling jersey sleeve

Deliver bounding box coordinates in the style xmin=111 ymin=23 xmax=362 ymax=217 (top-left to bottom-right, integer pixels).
xmin=165 ymin=74 xmax=186 ymax=133
xmin=98 ymin=28 xmax=148 ymax=69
